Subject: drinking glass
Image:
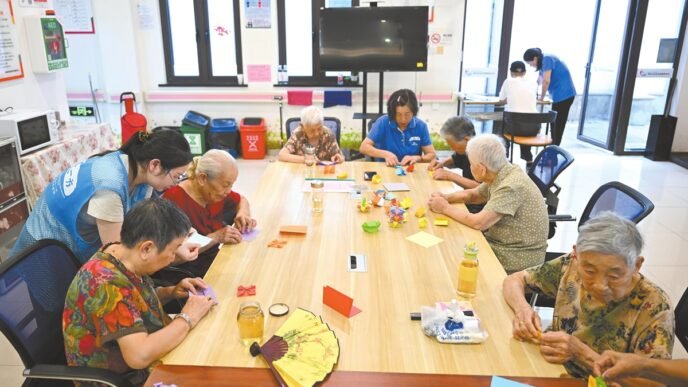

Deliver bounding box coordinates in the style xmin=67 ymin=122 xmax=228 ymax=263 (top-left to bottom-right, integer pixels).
xmin=237 ymin=301 xmax=264 ymax=346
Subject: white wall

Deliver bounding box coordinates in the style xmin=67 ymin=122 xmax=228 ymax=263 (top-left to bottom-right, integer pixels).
xmin=670 ymin=28 xmax=688 ymax=152
xmin=0 ymin=5 xmax=69 ymax=117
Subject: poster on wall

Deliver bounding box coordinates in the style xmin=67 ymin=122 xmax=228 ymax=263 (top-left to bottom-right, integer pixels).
xmin=0 ymin=0 xmax=25 ymax=82
xmin=244 ymin=0 xmax=271 ymax=29
xmin=53 ymin=0 xmax=94 ymax=34
xmin=17 ymin=0 xmax=50 ymax=8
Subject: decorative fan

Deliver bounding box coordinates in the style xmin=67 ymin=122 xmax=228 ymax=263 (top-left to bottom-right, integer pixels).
xmin=250 ymin=308 xmax=340 ymax=387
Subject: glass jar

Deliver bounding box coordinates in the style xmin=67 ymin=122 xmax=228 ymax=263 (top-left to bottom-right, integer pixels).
xmin=457 ymin=243 xmax=479 ymax=298
xmin=311 ymin=180 xmax=324 ymax=213
xmin=304 ymin=145 xmax=316 ymax=178
xmin=237 ymin=301 xmax=264 ymax=346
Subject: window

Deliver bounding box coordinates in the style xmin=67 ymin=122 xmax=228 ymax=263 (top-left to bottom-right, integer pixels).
xmin=276 ymin=0 xmax=358 ymax=86
xmin=159 ymin=0 xmax=243 ymax=86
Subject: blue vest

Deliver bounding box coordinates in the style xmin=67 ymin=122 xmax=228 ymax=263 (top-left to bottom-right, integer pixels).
xmin=11 ymin=151 xmax=149 ymax=262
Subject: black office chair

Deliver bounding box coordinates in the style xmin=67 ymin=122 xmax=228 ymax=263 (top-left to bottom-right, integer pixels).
xmin=676 ymin=287 xmax=688 ymax=351
xmin=527 ymin=145 xmax=575 ymax=238
xmin=0 ymin=240 xmax=134 ymax=387
xmin=285 ymin=117 xmax=342 ymax=145
xmin=502 ymin=111 xmax=557 ymax=162
xmin=532 ymin=181 xmax=655 ymax=307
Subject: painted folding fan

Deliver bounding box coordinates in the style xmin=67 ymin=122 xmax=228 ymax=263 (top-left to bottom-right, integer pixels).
xmin=250 ymin=308 xmax=340 ymax=387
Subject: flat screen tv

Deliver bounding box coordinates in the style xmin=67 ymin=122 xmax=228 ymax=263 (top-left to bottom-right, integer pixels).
xmin=318 ymin=6 xmax=428 ymax=72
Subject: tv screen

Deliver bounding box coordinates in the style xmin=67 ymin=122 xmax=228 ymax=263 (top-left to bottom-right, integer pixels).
xmin=318 ymin=6 xmax=428 ymax=72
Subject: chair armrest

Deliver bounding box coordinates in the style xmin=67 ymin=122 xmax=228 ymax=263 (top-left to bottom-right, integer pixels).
xmin=25 ymin=364 xmax=135 ymax=387
xmin=548 ymin=214 xmax=576 ymax=222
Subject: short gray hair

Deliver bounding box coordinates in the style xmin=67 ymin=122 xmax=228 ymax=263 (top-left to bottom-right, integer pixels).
xmin=576 ymin=212 xmax=643 ymax=267
xmin=187 ymin=149 xmax=235 ymax=180
xmin=300 ymin=106 xmax=324 ymax=127
xmin=440 ymin=116 xmax=476 ymax=141
xmin=465 ymin=134 xmax=507 ymax=172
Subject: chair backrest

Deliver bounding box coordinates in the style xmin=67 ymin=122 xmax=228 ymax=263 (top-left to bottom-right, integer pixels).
xmin=0 ymin=240 xmax=80 ymax=368
xmin=528 ymin=145 xmax=575 ymax=196
xmin=579 ymin=181 xmax=655 ymax=229
xmin=676 ymin=287 xmax=688 ymax=351
xmin=285 ymin=117 xmax=341 ymax=144
xmin=503 ymin=111 xmax=558 ymax=136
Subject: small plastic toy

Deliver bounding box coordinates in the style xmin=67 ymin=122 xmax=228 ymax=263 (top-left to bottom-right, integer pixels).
xmin=406 ymin=164 xmax=415 ymax=173
xmin=418 ymin=217 xmax=428 ymax=228
xmin=415 ymin=207 xmax=426 ymax=218
xmin=357 ymin=197 xmax=371 ymax=213
xmin=323 ymin=165 xmax=336 ymax=174
xmin=371 ymin=174 xmax=382 ymax=184
xmin=400 ymin=197 xmax=413 ymax=209
xmin=362 ymin=220 xmax=381 ymax=233
xmin=395 ymin=165 xmax=406 ymax=176
xmin=337 ymin=171 xmax=348 ymax=179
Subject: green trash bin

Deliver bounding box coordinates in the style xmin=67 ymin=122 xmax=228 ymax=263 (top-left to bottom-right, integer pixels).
xmin=180 ymin=111 xmax=210 ymax=156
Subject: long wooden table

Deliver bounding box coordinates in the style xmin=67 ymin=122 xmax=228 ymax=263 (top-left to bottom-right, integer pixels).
xmin=161 ymin=162 xmax=566 ymax=378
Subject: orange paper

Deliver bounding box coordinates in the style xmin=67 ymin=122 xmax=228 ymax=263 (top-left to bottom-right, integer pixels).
xmin=323 ymin=165 xmax=335 ymax=174
xmin=323 ymin=286 xmax=362 ymax=318
xmin=279 ymin=225 xmax=308 ymax=235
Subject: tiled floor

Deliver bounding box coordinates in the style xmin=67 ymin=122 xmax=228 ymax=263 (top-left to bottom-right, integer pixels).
xmin=1 ymin=133 xmax=686 ymax=385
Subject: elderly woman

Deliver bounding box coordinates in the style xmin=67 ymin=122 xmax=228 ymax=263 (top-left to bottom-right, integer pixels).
xmin=359 ymin=89 xmax=436 ymax=166
xmin=427 ymin=134 xmax=548 ymax=272
xmin=427 ymin=116 xmax=479 ymax=189
xmin=163 ymin=149 xmax=256 ymax=278
xmin=503 ymin=213 xmax=674 ymax=384
xmin=278 ymin=106 xmax=344 ymax=163
xmin=63 ymin=198 xmax=216 ymax=385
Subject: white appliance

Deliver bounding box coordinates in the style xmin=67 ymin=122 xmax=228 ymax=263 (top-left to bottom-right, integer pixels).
xmin=0 ymin=110 xmax=60 ymax=155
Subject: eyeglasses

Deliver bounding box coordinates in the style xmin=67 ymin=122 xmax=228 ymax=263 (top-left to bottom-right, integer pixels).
xmin=166 ymin=170 xmax=186 ymax=184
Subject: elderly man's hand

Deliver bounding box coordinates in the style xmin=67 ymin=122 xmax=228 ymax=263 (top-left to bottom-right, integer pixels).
xmin=172 ymin=277 xmax=207 ymax=299
xmin=427 ymin=194 xmax=450 ymax=214
xmin=539 ymin=331 xmax=579 ymax=364
xmin=176 ymin=242 xmax=200 ymax=262
xmin=512 ymin=306 xmax=542 ymax=342
xmin=384 ymin=152 xmax=400 ymax=167
xmin=432 ymin=168 xmax=454 ymax=181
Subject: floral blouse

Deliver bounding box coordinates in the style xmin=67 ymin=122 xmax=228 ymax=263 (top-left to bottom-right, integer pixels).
xmin=63 ymin=249 xmax=170 ymax=385
xmin=283 ymin=126 xmax=341 ymax=161
xmin=525 ymin=254 xmax=675 ymax=378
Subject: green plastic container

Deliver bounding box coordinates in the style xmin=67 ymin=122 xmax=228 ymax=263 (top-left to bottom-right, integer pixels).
xmin=180 ymin=111 xmax=210 ymax=156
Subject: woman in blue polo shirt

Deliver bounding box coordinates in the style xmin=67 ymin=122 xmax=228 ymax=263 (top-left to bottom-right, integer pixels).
xmin=523 ymin=48 xmax=576 ymax=146
xmin=359 ymin=89 xmax=436 ymax=166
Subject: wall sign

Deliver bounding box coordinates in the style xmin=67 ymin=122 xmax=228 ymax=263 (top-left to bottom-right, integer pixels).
xmin=244 ymin=0 xmax=271 ymax=29
xmin=0 ymin=0 xmax=25 ymax=82
xmin=53 ymin=0 xmax=94 ymax=34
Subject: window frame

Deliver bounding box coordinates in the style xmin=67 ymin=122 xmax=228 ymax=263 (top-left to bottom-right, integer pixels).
xmin=159 ymin=0 xmax=244 ymax=87
xmin=276 ymin=0 xmax=360 ymax=87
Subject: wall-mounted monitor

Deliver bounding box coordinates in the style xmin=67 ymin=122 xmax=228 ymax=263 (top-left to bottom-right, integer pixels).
xmin=318 ymin=6 xmax=428 ymax=72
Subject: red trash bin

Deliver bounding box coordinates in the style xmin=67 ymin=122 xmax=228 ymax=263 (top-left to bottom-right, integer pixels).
xmin=239 ymin=118 xmax=266 ymax=159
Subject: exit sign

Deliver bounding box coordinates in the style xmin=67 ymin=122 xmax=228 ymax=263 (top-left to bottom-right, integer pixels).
xmin=69 ymin=106 xmax=94 ymax=117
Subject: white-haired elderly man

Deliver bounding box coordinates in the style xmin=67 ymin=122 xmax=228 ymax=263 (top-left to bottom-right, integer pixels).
xmin=278 ymin=105 xmax=344 ymax=164
xmin=503 ymin=212 xmax=674 ymax=386
xmin=427 ymin=133 xmax=548 ymax=273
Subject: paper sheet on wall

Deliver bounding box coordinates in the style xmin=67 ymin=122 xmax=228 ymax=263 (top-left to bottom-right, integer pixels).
xmin=17 ymin=0 xmax=50 ymax=8
xmin=247 ymin=64 xmax=271 ymax=82
xmin=244 ymin=0 xmax=271 ymax=29
xmin=54 ymin=0 xmax=95 ymax=33
xmin=0 ymin=0 xmax=24 ymax=82
xmin=136 ymin=1 xmax=156 ymax=30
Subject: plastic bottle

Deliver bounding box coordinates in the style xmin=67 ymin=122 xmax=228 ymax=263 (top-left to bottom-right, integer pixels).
xmin=457 ymin=242 xmax=479 ymax=297
xmin=311 ymin=180 xmax=324 ymax=213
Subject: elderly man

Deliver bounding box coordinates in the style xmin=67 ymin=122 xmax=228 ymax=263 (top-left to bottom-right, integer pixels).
xmin=503 ymin=212 xmax=674 ymax=385
xmin=428 ymin=134 xmax=548 ymax=272
xmin=427 ymin=116 xmax=479 ymax=190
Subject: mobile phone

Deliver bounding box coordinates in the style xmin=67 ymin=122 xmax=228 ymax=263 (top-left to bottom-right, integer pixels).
xmin=348 ymin=253 xmax=367 ymax=272
xmin=350 ymin=255 xmax=357 ymax=269
xmin=363 ymin=171 xmax=377 ymax=181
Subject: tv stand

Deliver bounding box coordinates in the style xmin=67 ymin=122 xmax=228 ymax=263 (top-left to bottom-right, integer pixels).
xmin=353 ymin=71 xmax=385 ymax=141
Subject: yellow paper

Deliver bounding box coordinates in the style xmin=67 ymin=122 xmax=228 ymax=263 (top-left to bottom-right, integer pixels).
xmin=406 ymin=231 xmax=444 ymax=248
xmin=434 ymin=218 xmax=449 ymax=226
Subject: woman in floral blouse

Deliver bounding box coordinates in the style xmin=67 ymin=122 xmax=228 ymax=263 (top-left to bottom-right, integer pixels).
xmin=278 ymin=106 xmax=344 ymax=164
xmin=63 ymin=198 xmax=215 ymax=385
xmin=503 ymin=212 xmax=674 ymax=385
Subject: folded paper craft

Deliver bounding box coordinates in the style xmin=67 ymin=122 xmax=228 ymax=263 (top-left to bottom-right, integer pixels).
xmin=268 ymin=239 xmax=288 ymax=248
xmin=237 ymin=285 xmax=257 ymax=297
xmin=434 ymin=218 xmax=450 ymax=226
xmin=279 ymin=225 xmax=307 ymax=235
xmin=323 ymin=286 xmax=361 ymax=317
xmin=190 ymin=285 xmax=219 ymax=303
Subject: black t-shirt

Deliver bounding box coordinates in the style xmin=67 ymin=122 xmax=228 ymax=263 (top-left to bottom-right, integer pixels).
xmin=450 ymin=152 xmax=475 ymax=180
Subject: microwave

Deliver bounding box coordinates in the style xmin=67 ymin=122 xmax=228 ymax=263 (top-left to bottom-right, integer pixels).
xmin=0 ymin=110 xmax=59 ymax=155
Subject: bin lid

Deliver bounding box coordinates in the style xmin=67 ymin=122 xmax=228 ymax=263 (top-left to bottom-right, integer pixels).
xmin=241 ymin=117 xmax=264 ymax=126
xmin=183 ymin=110 xmax=210 ymax=128
xmin=210 ymin=118 xmax=237 ymax=131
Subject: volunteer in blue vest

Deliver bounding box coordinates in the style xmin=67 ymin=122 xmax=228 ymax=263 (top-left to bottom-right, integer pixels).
xmin=359 ymin=89 xmax=437 ymax=166
xmin=10 ymin=130 xmax=200 ymax=264
xmin=523 ymin=48 xmax=576 ymax=146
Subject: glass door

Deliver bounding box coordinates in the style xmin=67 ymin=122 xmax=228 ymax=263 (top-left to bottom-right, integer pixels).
xmin=622 ymin=0 xmax=685 ymax=151
xmin=577 ymin=1 xmax=630 ymax=147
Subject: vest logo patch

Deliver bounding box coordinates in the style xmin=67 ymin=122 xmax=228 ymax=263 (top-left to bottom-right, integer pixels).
xmin=63 ymin=164 xmax=80 ymax=196
xmin=409 ymin=136 xmax=421 ymax=142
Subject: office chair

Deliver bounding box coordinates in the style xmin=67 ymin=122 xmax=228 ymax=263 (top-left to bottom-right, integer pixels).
xmin=503 ymin=111 xmax=558 ymax=162
xmin=531 ymin=181 xmax=655 ymax=307
xmin=285 ymin=117 xmax=342 ymax=145
xmin=527 ymin=145 xmax=575 ymax=238
xmin=676 ymin=287 xmax=688 ymax=351
xmin=0 ymin=239 xmax=134 ymax=387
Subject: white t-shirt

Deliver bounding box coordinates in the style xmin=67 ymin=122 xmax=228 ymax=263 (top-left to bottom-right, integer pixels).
xmin=499 ymin=77 xmax=537 ymax=113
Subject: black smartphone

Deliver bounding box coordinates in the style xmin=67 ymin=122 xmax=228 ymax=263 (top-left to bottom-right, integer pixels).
xmin=350 ymin=255 xmax=357 ymax=269
xmin=363 ymin=171 xmax=377 ymax=181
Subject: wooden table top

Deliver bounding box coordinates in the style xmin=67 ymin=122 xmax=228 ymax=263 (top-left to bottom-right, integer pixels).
xmin=145 ymin=365 xmax=584 ymax=387
xmin=161 ymin=161 xmax=565 ymax=378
